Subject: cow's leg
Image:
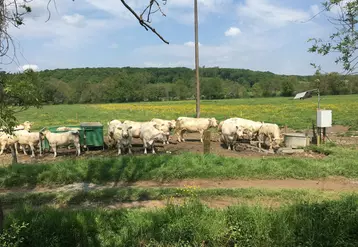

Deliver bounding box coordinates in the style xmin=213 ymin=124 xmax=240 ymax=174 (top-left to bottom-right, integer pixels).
xmin=128 ymin=145 xmax=132 ymax=155
xmin=75 ymin=142 xmax=81 ymax=156
xmin=117 ymin=142 xmax=122 ymax=155
xmin=29 ymin=143 xmax=36 ymax=157
xmin=143 ymin=141 xmax=148 ymax=154
xmin=181 ymin=130 xmax=186 ymax=142
xmin=176 ymin=129 xmax=182 ymax=142
xmin=199 ymin=130 xmax=204 ymax=143
xmin=150 ymin=141 xmax=156 ymax=154
xmin=21 ymin=144 xmax=28 ymax=155
xmin=258 ymin=134 xmax=262 ymax=149
xmin=224 ymin=136 xmax=231 ymax=150
xmin=52 ymin=144 xmax=57 ymax=158
xmin=166 ymin=134 xmax=170 ymax=145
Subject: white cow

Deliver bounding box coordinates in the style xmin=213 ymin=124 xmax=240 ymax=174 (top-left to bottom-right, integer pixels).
xmin=14 ymin=131 xmax=43 ymax=157
xmin=112 ymin=123 xmax=133 ymax=155
xmin=223 ymin=118 xmax=263 ymax=140
xmin=140 ymin=123 xmax=167 ymax=154
xmin=0 ymin=133 xmax=18 ymax=155
xmin=258 ymin=123 xmax=283 ymax=150
xmin=123 ymin=120 xmax=169 ymax=140
xmin=220 ymin=120 xmax=244 ymax=150
xmin=175 ymin=117 xmax=218 ymax=143
xmin=150 ymin=118 xmax=176 ymax=144
xmin=40 ymin=129 xmax=81 ymax=157
xmin=107 ymin=120 xmax=122 ymax=148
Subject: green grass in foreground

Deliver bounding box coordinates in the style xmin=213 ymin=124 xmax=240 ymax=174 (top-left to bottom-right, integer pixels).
xmin=0 ymin=145 xmax=357 ymax=188
xmin=0 ymin=187 xmax=342 ymax=209
xmin=15 ymin=95 xmax=358 ymax=131
xmin=3 ymin=195 xmax=358 ymax=246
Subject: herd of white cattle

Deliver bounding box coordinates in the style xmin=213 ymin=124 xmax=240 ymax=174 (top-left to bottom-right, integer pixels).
xmin=0 ymin=117 xmax=283 ymax=158
xmin=107 ymin=117 xmax=283 ymax=155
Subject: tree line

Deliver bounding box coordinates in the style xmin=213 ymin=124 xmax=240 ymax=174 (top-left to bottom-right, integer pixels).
xmin=4 ymin=67 xmax=358 ymax=104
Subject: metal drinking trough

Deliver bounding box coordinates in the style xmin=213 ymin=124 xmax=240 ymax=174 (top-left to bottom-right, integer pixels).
xmin=80 ymin=122 xmax=104 ymax=150
xmin=283 ymin=133 xmax=310 ymax=149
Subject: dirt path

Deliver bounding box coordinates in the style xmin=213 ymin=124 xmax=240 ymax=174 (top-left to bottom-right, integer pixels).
xmin=2 ymin=177 xmax=358 ymax=194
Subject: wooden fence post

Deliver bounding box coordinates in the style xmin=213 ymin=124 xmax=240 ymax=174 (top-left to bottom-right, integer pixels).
xmin=203 ymin=130 xmax=211 ymax=154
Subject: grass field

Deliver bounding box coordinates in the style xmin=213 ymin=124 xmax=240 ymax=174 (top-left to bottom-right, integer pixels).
xmin=2 ymin=95 xmax=358 ymax=246
xmin=4 ymin=195 xmax=358 ymax=247
xmin=15 ymin=95 xmax=358 ymax=131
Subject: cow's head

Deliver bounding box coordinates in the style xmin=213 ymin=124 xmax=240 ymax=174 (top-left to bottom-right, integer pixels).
xmin=168 ymin=120 xmax=176 ymax=130
xmin=154 ymin=123 xmax=170 ymax=136
xmin=243 ymin=127 xmax=255 ymax=139
xmin=235 ymin=126 xmax=244 ymax=138
xmin=39 ymin=128 xmax=50 ymax=137
xmin=273 ymin=137 xmax=284 ymax=147
xmin=23 ymin=121 xmax=33 ymax=131
xmin=209 ymin=118 xmax=218 ymax=128
xmin=117 ymin=124 xmax=132 ymax=138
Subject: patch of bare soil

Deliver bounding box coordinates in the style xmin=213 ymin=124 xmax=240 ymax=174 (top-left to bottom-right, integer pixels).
xmin=134 ymin=177 xmax=358 ymax=192
xmin=328 ymin=125 xmax=350 ymax=134
xmin=2 ymin=177 xmax=358 ymax=195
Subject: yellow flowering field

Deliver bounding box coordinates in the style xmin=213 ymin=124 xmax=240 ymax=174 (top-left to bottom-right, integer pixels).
xmin=16 ymin=95 xmax=358 ymax=131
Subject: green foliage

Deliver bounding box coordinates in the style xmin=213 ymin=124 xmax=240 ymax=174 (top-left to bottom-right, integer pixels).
xmin=308 ymin=0 xmax=358 ymax=74
xmin=0 ymin=69 xmax=42 ymax=133
xmin=4 ymin=196 xmax=358 ymax=246
xmin=0 ymin=222 xmax=28 ymax=247
xmin=0 ymin=146 xmax=357 ymax=188
xmin=9 ymin=67 xmax=358 ymax=105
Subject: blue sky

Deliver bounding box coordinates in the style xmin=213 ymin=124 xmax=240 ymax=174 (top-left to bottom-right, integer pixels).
xmin=2 ymin=0 xmax=347 ymax=75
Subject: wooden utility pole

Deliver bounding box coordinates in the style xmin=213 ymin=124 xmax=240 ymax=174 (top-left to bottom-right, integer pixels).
xmin=194 ymin=0 xmax=200 ymax=118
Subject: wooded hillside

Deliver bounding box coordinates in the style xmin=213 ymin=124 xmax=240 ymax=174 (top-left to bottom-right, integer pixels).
xmin=10 ymin=67 xmax=358 ymax=104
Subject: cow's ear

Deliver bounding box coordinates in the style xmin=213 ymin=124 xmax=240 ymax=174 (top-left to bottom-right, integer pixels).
xmin=128 ymin=126 xmax=133 ymax=130
xmin=162 ymin=124 xmax=165 ymax=126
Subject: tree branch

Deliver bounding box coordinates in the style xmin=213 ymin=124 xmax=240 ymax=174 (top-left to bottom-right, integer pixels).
xmin=120 ymin=0 xmax=169 ymax=44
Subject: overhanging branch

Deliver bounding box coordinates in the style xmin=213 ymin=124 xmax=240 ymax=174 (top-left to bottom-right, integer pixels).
xmin=120 ymin=0 xmax=169 ymax=44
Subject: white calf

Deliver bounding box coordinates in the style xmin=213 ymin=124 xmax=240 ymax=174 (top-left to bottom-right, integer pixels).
xmin=113 ymin=123 xmax=133 ymax=155
xmin=258 ymin=123 xmax=283 ymax=150
xmin=175 ymin=117 xmax=218 ymax=143
xmin=150 ymin=118 xmax=175 ymax=144
xmin=140 ymin=123 xmax=166 ymax=154
xmin=15 ymin=131 xmax=42 ymax=157
xmin=40 ymin=129 xmax=81 ymax=157
xmin=220 ymin=120 xmax=244 ymax=150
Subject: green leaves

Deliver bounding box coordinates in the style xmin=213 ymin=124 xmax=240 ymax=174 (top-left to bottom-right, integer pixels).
xmin=0 ymin=69 xmax=43 ymax=133
xmin=308 ymin=0 xmax=358 ymax=74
